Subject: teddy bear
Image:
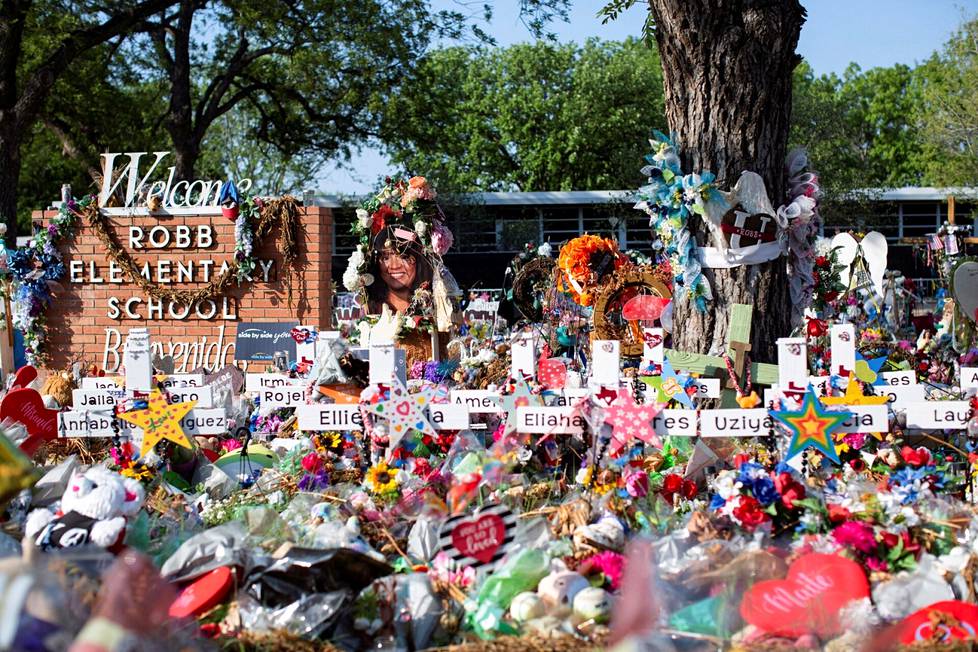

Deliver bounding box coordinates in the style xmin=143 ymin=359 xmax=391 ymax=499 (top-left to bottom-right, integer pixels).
xmin=24 ymin=466 xmax=145 ymax=551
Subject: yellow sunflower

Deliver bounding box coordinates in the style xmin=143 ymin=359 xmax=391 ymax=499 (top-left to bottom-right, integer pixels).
xmin=315 ymin=431 xmax=342 ymax=452
xmin=365 ymin=461 xmax=399 ymax=495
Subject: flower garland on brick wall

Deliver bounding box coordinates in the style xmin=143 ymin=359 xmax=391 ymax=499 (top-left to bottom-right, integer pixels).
xmin=5 ymin=194 xmax=303 ymax=366
xmin=5 ymin=196 xmax=89 ymax=364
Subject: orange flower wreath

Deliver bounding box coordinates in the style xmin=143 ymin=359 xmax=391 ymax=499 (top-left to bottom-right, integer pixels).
xmin=556 ymin=234 xmax=628 ymax=306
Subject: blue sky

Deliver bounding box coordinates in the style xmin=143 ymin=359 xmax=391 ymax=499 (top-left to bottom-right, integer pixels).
xmin=315 ymin=0 xmax=975 ymax=194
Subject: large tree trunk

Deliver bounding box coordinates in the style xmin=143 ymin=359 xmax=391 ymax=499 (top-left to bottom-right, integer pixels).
xmin=0 ymin=135 xmax=21 ymax=244
xmin=164 ymin=0 xmax=198 ymax=181
xmin=648 ymin=0 xmax=806 ymax=361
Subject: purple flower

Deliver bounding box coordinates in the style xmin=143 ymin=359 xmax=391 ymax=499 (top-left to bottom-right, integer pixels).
xmin=298 ymin=470 xmax=330 ymax=491
xmin=46 ymin=224 xmax=58 ymax=237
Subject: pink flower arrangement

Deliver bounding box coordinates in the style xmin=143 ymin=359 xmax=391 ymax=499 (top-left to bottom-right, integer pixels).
xmin=624 ymin=468 xmax=649 ymax=498
xmin=400 ymin=176 xmax=437 ymax=208
xmin=579 ymin=550 xmax=625 ymax=590
xmin=301 ymin=452 xmax=324 ymax=473
xmin=831 ymin=520 xmax=876 ymax=554
xmin=221 ymin=439 xmax=243 ymax=453
xmin=431 ymin=222 xmax=454 ymax=255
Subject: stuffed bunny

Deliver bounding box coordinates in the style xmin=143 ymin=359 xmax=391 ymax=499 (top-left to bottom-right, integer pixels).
xmin=25 ymin=467 xmax=144 ymax=551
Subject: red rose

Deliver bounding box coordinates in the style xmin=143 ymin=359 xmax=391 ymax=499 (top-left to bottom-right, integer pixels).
xmin=372 ymin=204 xmax=399 ymax=235
xmin=732 ymin=496 xmax=768 ymax=530
xmin=880 ymin=531 xmax=919 ymax=556
xmin=661 ymin=473 xmax=684 ymax=502
xmin=824 ymin=291 xmax=839 ymax=302
xmin=901 ymin=445 xmax=932 ymax=467
xmin=815 ymin=255 xmax=828 ymax=268
xmin=806 ymin=318 xmax=827 ymax=338
xmin=827 ymin=503 xmax=851 ymax=524
xmin=774 ymin=472 xmax=806 ymax=510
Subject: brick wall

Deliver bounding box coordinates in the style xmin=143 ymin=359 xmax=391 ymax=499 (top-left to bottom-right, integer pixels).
xmin=36 ymin=205 xmax=332 ymax=372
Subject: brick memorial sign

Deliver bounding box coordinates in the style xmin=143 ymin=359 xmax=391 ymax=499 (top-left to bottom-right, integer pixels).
xmin=35 ymin=152 xmax=332 ymax=372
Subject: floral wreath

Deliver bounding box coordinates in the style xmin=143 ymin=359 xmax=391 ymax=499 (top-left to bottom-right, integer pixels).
xmin=556 ymin=234 xmax=628 ymax=306
xmin=4 ymin=196 xmax=88 ymax=364
xmin=342 ymin=176 xmax=453 ymax=297
xmin=634 ymin=134 xmax=821 ymax=318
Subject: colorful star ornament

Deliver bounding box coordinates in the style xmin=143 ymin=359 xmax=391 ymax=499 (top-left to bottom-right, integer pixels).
xmin=769 ymin=388 xmax=852 ymax=464
xmin=603 ymin=391 xmax=665 ymax=455
xmin=365 ymin=377 xmax=437 ymax=450
xmin=494 ymin=375 xmax=544 ymax=432
xmin=854 ymin=353 xmax=887 ymax=385
xmin=118 ymin=389 xmax=196 ymax=457
xmin=658 ymin=359 xmax=696 ymax=409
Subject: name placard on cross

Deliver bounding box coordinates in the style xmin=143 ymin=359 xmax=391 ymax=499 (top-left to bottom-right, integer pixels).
xmin=663 ymin=304 xmax=778 ymax=407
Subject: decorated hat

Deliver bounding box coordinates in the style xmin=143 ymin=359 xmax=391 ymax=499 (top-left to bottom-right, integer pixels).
xmin=342 ymin=176 xmax=454 ymax=295
xmin=343 ymin=176 xmax=461 ymax=330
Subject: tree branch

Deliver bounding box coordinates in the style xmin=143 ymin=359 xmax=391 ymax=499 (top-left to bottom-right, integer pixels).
xmin=13 ymin=0 xmax=177 ymax=131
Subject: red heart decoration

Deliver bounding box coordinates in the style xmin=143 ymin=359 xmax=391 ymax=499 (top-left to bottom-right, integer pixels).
xmin=450 ymin=513 xmax=506 ymax=564
xmin=643 ymin=332 xmax=663 ymax=349
xmin=10 ymin=365 xmax=37 ymax=390
xmin=537 ymin=358 xmax=567 ymax=389
xmin=395 ymin=401 xmax=411 ymax=416
xmin=896 ymin=601 xmax=978 ymax=645
xmin=622 ymin=295 xmax=670 ymax=322
xmin=740 ymin=553 xmax=869 ymax=638
xmin=1 ymin=388 xmax=60 ymax=456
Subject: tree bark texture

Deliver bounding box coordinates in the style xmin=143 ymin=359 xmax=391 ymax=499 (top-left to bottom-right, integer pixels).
xmin=647 ymin=0 xmax=806 ymax=361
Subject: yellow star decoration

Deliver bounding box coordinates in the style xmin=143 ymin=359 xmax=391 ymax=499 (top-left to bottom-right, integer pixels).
xmin=770 ymin=389 xmax=851 ymax=464
xmin=118 ymin=389 xmax=196 ymax=457
xmin=821 ymin=373 xmax=889 ymax=406
xmin=821 ymin=374 xmax=889 ymax=447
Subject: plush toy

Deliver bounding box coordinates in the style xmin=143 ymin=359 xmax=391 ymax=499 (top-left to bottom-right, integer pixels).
xmin=537 ymin=568 xmax=589 ymax=613
xmin=509 ymin=591 xmax=546 ymax=623
xmin=24 ymin=467 xmax=144 ymax=551
xmin=573 ymin=586 xmax=612 ymax=623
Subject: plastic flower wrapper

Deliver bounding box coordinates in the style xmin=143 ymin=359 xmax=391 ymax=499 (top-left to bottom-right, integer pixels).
xmin=238 ymin=547 xmax=392 ymax=640
xmin=351 ymin=573 xmax=445 ymax=650
xmin=0 ymin=427 xmax=39 ymax=510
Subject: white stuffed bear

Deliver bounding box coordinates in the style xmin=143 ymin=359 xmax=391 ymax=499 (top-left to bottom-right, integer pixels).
xmin=24 ymin=467 xmax=144 ymax=551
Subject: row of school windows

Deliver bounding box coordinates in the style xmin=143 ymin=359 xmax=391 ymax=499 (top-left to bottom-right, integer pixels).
xmin=332 ymin=201 xmax=976 ymax=255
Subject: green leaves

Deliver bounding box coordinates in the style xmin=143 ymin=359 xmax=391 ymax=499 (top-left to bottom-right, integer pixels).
xmin=381 ymin=38 xmax=667 ymax=194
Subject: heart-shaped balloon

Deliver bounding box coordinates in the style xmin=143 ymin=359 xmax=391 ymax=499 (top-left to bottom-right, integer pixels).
xmin=449 ymin=512 xmax=507 ymax=564
xmin=896 ymin=601 xmax=978 ymax=645
xmin=740 ymin=553 xmax=869 ymax=638
xmin=1 ymin=388 xmax=60 ymax=456
xmin=953 ymin=261 xmax=978 ymax=323
xmin=861 ymin=231 xmax=888 ymax=297
xmin=9 ymin=365 xmax=37 ymax=390
xmin=830 ymin=233 xmax=858 ymax=289
xmin=537 ymin=358 xmax=567 ymax=389
xmin=622 ymin=295 xmax=670 ymax=322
